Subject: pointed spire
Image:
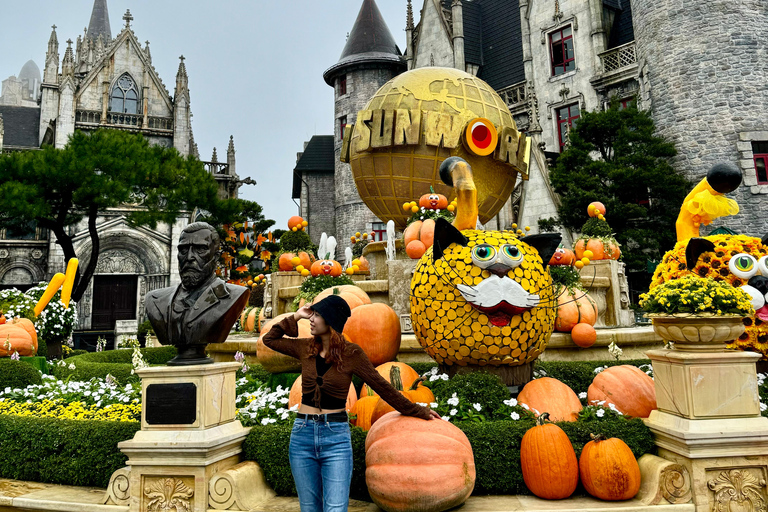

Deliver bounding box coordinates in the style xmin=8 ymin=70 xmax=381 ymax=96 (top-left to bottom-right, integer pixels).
xmin=144 ymin=41 xmax=152 ymax=63
xmin=211 ymin=147 xmax=218 ymax=163
xmin=175 ymin=55 xmax=189 ymax=96
xmin=75 ymin=35 xmax=82 ymax=65
xmin=47 ymin=25 xmax=59 ymax=55
xmin=227 ymin=135 xmax=235 ymax=155
xmin=62 ymin=39 xmax=75 ymax=77
xmin=122 ymin=9 xmax=133 ymax=29
xmin=406 ymin=0 xmax=414 ymax=30
xmin=87 ymin=0 xmax=112 ymax=42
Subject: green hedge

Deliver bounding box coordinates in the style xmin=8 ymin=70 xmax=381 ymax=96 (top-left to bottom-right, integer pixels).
xmin=0 ymin=415 xmax=140 ymax=487
xmin=51 ymin=347 xmax=177 ymax=384
xmin=243 ymin=413 xmax=655 ymax=497
xmin=0 ymin=359 xmax=43 ymax=389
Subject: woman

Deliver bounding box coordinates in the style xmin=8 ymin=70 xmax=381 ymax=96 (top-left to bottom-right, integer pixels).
xmin=262 ymin=294 xmax=439 ymax=512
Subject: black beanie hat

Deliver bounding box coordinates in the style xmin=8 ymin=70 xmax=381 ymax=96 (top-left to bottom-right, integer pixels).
xmin=310 ymin=294 xmax=351 ymax=334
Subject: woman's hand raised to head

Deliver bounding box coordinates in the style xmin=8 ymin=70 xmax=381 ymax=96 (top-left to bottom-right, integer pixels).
xmin=294 ymin=305 xmax=313 ymax=322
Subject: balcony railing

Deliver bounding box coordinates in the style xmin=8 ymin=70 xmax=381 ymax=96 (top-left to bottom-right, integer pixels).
xmin=599 ymin=41 xmax=637 ymax=74
xmin=75 ymin=110 xmax=173 ymax=132
xmin=497 ymin=80 xmax=527 ymax=108
xmin=203 ymin=161 xmax=230 ymax=175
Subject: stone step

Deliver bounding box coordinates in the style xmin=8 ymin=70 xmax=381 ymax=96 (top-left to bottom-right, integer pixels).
xmin=0 ymin=478 xmax=694 ymax=512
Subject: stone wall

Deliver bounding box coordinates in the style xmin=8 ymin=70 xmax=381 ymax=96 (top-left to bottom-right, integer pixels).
xmin=333 ymin=67 xmax=399 ymax=256
xmin=0 ymin=243 xmax=48 ymax=285
xmin=632 ymin=0 xmax=768 ymax=237
xmin=413 ymin=0 xmax=454 ymax=68
xmin=300 ymin=172 xmax=336 ymax=247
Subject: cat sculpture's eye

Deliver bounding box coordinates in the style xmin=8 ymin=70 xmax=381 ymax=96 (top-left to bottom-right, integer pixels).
xmin=471 ymin=245 xmax=496 ymax=267
xmin=500 ymin=244 xmax=525 ymax=268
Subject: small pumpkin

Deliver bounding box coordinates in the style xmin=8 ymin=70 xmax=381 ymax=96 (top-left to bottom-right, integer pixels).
xmin=288 ymin=215 xmax=306 ymax=231
xmin=256 ymin=313 xmax=312 ymax=373
xmin=288 ymin=375 xmax=358 ymax=413
xmin=278 ymin=252 xmax=296 ymax=271
xmin=555 ymin=286 xmax=598 ymax=332
xmin=365 ymin=412 xmax=475 ymax=512
xmin=403 ymin=219 xmax=436 ymax=259
xmin=355 ymin=256 xmax=370 ymax=272
xmin=313 ymin=284 xmax=371 ymax=312
xmin=418 ymin=187 xmax=449 ymax=210
xmin=588 ymin=202 xmax=606 ymax=218
xmin=360 ymin=362 xmax=420 ymax=398
xmin=571 ymin=322 xmax=597 ymax=348
xmin=575 ymin=238 xmax=621 ymax=261
xmin=0 ymin=324 xmax=35 ymax=357
xmin=549 ymin=246 xmax=576 ymax=266
xmin=240 ymin=306 xmax=261 ymax=333
xmin=310 ymin=258 xmax=343 ymax=277
xmin=351 ymin=394 xmax=380 ymax=431
xmin=587 ymin=365 xmax=657 ymax=418
xmin=344 ymin=303 xmax=401 ymax=366
xmin=520 ymin=413 xmax=579 ymax=500
xmin=580 ymin=434 xmax=641 ymax=501
xmin=403 ymin=377 xmax=435 ymax=405
xmin=517 ymin=377 xmax=582 ymax=422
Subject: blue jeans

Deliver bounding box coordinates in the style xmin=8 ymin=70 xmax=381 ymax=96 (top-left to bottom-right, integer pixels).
xmin=289 ymin=416 xmax=353 ymax=512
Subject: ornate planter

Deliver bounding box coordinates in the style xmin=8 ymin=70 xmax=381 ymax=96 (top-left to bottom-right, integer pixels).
xmin=650 ymin=314 xmax=745 ymax=352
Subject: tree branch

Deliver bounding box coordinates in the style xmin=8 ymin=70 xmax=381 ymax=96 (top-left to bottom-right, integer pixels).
xmin=72 ymin=204 xmax=100 ymax=303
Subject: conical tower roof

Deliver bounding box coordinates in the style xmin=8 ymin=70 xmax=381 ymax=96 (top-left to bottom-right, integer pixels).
xmin=323 ymin=0 xmax=404 ymax=85
xmin=86 ymin=0 xmax=112 ymax=42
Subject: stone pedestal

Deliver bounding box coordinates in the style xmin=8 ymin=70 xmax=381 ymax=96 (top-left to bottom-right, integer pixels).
xmin=104 ymin=362 xmax=252 ymax=512
xmin=270 ymin=271 xmax=305 ymax=317
xmin=387 ymin=258 xmax=418 ymax=333
xmin=646 ymin=348 xmax=768 ymax=511
xmin=578 ymin=259 xmax=635 ymax=327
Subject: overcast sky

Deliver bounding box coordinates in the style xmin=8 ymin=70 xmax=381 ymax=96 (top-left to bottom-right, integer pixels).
xmin=1 ymin=0 xmax=408 ymax=228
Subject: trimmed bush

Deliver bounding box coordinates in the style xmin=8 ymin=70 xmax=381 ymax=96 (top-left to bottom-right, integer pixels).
xmin=37 ymin=337 xmax=48 ymax=358
xmin=428 ymin=371 xmax=511 ymax=419
xmin=243 ymin=413 xmax=655 ymax=497
xmin=65 ymin=349 xmax=88 ymax=359
xmin=0 ymin=415 xmax=139 ymax=487
xmin=409 ymin=362 xmax=438 ymax=376
xmin=0 ymin=359 xmax=43 ymax=389
xmin=51 ymin=347 xmax=177 ymax=384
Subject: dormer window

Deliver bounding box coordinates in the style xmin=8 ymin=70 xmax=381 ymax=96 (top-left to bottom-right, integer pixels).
xmin=110 ymin=74 xmax=139 ymax=114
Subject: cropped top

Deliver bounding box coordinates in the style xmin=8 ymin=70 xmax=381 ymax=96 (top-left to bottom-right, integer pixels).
xmin=301 ymin=357 xmax=346 ymax=409
xmin=262 ymin=315 xmax=432 ymax=420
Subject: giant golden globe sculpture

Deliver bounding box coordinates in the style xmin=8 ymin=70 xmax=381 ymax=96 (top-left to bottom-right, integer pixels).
xmin=342 ymin=67 xmax=529 ymax=230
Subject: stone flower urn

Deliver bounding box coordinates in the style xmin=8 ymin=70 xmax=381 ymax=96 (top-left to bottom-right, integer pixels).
xmin=649 ymin=314 xmax=746 ymax=352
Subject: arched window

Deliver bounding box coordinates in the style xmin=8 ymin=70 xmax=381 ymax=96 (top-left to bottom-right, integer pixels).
xmin=110 ymin=74 xmax=139 ymax=114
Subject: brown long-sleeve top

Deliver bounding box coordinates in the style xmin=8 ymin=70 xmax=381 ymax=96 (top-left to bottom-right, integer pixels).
xmin=262 ymin=315 xmax=432 ymax=420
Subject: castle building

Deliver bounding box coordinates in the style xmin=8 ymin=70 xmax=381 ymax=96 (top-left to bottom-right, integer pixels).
xmin=0 ymin=0 xmax=246 ymax=346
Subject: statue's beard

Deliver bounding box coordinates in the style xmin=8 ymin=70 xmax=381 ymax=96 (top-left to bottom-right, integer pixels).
xmin=180 ymin=259 xmax=216 ymax=290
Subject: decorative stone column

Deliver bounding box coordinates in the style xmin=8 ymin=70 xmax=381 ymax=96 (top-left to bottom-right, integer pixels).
xmin=646 ymin=319 xmax=768 ymax=511
xmin=103 ymin=362 xmax=254 ymax=512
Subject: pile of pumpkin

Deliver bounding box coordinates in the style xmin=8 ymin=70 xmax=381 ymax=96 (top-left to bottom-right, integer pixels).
xmin=548 ymin=247 xmax=599 ymax=348
xmin=516 ymin=366 xmax=656 ymax=500
xmin=402 ymin=187 xmax=458 ymax=260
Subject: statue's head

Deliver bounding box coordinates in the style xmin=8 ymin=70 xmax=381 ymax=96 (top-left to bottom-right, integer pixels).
xmin=178 ymin=222 xmax=219 ymax=290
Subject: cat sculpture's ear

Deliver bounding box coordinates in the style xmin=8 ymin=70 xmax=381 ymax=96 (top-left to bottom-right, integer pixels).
xmin=523 ymin=233 xmax=562 ymax=266
xmin=685 ymin=237 xmax=716 ymax=270
xmin=762 ymin=233 xmax=768 ymax=247
xmin=433 ymin=218 xmax=468 ymax=262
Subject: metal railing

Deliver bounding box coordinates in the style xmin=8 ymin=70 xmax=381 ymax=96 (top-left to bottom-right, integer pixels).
xmin=599 ymin=41 xmax=636 ymax=73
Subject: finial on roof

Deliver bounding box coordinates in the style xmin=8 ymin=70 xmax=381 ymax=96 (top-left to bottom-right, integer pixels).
xmin=52 ymin=24 xmax=57 ymax=31
xmin=211 ymin=147 xmax=218 ymax=163
xmin=145 ymin=40 xmax=152 ymax=62
xmin=123 ymin=9 xmax=133 ymax=28
xmin=406 ymin=0 xmax=414 ymax=30
xmin=227 ymin=135 xmax=235 ymax=154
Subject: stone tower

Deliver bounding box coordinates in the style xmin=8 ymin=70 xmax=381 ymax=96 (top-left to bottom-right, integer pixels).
xmin=322 ymin=0 xmax=406 ymax=251
xmin=632 ymin=0 xmax=768 ymax=236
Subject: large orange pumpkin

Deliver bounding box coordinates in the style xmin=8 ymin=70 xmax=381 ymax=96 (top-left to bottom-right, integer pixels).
xmin=575 ymin=238 xmax=621 ymax=261
xmin=579 ymin=435 xmax=641 ymax=501
xmin=555 ymin=286 xmax=598 ymax=332
xmin=344 ymin=303 xmax=401 ymax=366
xmin=11 ymin=318 xmax=37 ymax=350
xmin=310 ymin=258 xmax=343 ymax=277
xmin=587 ymin=365 xmax=657 ymax=418
xmin=313 ymin=284 xmax=371 ymax=312
xmin=256 ymin=313 xmax=312 ymax=373
xmin=403 ymin=219 xmax=436 ymax=259
xmin=360 ymin=362 xmax=419 ymax=398
xmin=549 ymin=247 xmax=576 ymax=266
xmin=520 ymin=414 xmax=579 ymax=500
xmin=288 ymin=375 xmax=357 ymax=413
xmin=365 ymin=412 xmax=475 ymax=512
xmin=351 ymin=395 xmax=380 ymax=431
xmin=517 ymin=377 xmax=582 ymax=422
xmin=0 ymin=324 xmax=36 ymax=357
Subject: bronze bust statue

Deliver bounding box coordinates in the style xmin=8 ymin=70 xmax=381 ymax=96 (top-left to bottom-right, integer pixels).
xmin=146 ymin=222 xmax=250 ymax=365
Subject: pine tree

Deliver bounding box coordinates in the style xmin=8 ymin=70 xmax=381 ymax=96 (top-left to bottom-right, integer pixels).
xmin=549 ymin=101 xmax=691 ymax=271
